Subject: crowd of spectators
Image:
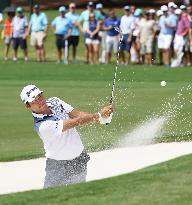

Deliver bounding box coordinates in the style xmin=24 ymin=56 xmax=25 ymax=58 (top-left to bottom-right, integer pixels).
xmin=1 ymin=1 xmax=192 ymax=67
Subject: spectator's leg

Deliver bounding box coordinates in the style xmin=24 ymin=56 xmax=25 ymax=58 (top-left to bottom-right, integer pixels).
xmin=13 ymin=38 xmax=19 ymax=61
xmin=93 ymin=42 xmax=100 ymax=64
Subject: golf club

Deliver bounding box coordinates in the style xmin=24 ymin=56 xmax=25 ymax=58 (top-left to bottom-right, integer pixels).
xmin=109 ymin=27 xmax=123 ymax=105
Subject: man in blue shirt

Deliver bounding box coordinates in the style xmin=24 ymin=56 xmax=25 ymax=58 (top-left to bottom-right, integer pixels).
xmin=66 ymin=3 xmax=80 ymax=63
xmin=102 ymin=9 xmax=120 ymax=63
xmin=51 ymin=6 xmax=72 ymax=64
xmin=29 ymin=4 xmax=48 ymax=62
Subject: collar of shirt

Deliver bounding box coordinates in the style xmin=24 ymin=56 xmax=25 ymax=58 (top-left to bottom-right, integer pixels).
xmin=32 ymin=112 xmax=53 ymax=119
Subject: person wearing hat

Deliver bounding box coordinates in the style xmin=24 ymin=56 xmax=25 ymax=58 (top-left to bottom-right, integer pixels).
xmin=28 ymin=5 xmax=48 ymax=62
xmin=20 ymin=85 xmax=113 ymax=188
xmin=65 ymin=3 xmax=80 ymax=63
xmin=119 ymin=5 xmax=135 ymax=64
xmin=158 ymin=5 xmax=177 ymax=66
xmin=51 ymin=6 xmax=72 ymax=64
xmin=12 ymin=7 xmax=28 ymax=61
xmin=96 ymin=3 xmax=108 ymax=64
xmin=137 ymin=10 xmax=157 ymax=64
xmin=172 ymin=6 xmax=190 ymax=67
xmin=102 ymin=9 xmax=120 ymax=64
xmin=79 ymin=1 xmax=103 ymax=63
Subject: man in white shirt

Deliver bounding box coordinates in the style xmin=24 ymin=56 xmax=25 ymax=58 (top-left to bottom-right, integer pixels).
xmin=119 ymin=5 xmax=135 ymax=64
xmin=12 ymin=7 xmax=28 ymax=61
xmin=20 ymin=85 xmax=113 ymax=188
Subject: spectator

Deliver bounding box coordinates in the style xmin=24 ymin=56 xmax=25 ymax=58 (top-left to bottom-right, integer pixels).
xmin=171 ymin=8 xmax=190 ymax=67
xmin=156 ymin=10 xmax=164 ymax=64
xmin=187 ymin=5 xmax=192 ymax=63
xmin=130 ymin=5 xmax=136 ymax=16
xmin=132 ymin=8 xmax=144 ymax=64
xmin=2 ymin=12 xmax=14 ymax=60
xmin=12 ymin=7 xmax=28 ymax=61
xmin=119 ymin=6 xmax=135 ymax=64
xmin=96 ymin=3 xmax=108 ymax=63
xmin=84 ymin=13 xmax=101 ymax=64
xmin=51 ymin=6 xmax=72 ymax=64
xmin=29 ymin=4 xmax=48 ymax=62
xmin=137 ymin=10 xmax=157 ymax=64
xmin=102 ymin=9 xmax=120 ymax=64
xmin=66 ymin=3 xmax=80 ymax=63
xmin=79 ymin=1 xmax=103 ymax=64
xmin=158 ymin=5 xmax=177 ymax=66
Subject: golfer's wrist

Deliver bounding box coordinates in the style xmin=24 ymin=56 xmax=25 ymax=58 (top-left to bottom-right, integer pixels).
xmin=93 ymin=113 xmax=100 ymax=123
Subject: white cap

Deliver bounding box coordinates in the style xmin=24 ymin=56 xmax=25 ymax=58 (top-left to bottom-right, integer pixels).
xmin=156 ymin=10 xmax=163 ymax=16
xmin=69 ymin=3 xmax=76 ymax=8
xmin=124 ymin=5 xmax=130 ymax=10
xmin=161 ymin=5 xmax=168 ymax=12
xmin=175 ymin=8 xmax=182 ymax=15
xmin=96 ymin=3 xmax=103 ymax=9
xmin=180 ymin=5 xmax=186 ymax=10
xmin=168 ymin=2 xmax=176 ymax=8
xmin=59 ymin=6 xmax=66 ymax=12
xmin=149 ymin=9 xmax=156 ymax=14
xmin=20 ymin=85 xmax=43 ymax=103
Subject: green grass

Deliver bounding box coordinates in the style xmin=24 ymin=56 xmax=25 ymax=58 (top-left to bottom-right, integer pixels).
xmin=1 ymin=154 xmax=192 ymax=205
xmin=0 ymin=61 xmax=192 ymax=161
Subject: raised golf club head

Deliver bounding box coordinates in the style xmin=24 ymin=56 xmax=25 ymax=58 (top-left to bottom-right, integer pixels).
xmin=114 ymin=27 xmax=121 ymax=33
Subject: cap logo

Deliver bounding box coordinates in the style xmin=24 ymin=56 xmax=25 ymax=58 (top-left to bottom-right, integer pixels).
xmin=26 ymin=87 xmax=37 ymax=97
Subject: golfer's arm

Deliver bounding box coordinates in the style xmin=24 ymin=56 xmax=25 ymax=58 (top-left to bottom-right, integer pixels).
xmin=63 ymin=113 xmax=99 ymax=131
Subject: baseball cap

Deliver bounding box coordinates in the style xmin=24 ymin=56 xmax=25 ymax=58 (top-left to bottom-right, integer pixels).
xmin=20 ymin=85 xmax=43 ymax=104
xmin=124 ymin=5 xmax=130 ymax=10
xmin=34 ymin=4 xmax=40 ymax=9
xmin=175 ymin=8 xmax=182 ymax=15
xmin=156 ymin=9 xmax=163 ymax=17
xmin=168 ymin=2 xmax=176 ymax=8
xmin=180 ymin=5 xmax=186 ymax=10
xmin=88 ymin=2 xmax=94 ymax=7
xmin=149 ymin=9 xmax=156 ymax=14
xmin=69 ymin=3 xmax=76 ymax=8
xmin=16 ymin=7 xmax=23 ymax=13
xmin=134 ymin=8 xmax=142 ymax=17
xmin=59 ymin=6 xmax=66 ymax=12
xmin=161 ymin=5 xmax=168 ymax=12
xmin=96 ymin=3 xmax=103 ymax=9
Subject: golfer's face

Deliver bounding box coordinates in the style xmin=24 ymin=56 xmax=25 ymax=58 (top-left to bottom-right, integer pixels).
xmin=28 ymin=94 xmax=47 ymax=113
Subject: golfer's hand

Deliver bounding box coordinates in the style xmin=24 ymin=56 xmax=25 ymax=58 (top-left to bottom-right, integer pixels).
xmin=100 ymin=105 xmax=113 ymax=118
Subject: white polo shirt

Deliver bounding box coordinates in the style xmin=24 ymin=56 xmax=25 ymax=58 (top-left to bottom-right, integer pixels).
xmin=12 ymin=16 xmax=28 ymax=38
xmin=120 ymin=15 xmax=135 ymax=35
xmin=33 ymin=97 xmax=84 ymax=160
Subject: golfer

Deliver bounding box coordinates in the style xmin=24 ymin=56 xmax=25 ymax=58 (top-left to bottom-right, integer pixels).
xmin=20 ymin=85 xmax=113 ymax=188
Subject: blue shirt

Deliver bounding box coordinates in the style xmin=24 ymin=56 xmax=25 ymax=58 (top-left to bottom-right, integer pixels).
xmin=65 ymin=12 xmax=80 ymax=36
xmin=159 ymin=14 xmax=177 ymax=35
xmin=79 ymin=10 xmax=103 ymax=30
xmin=85 ymin=20 xmax=99 ymax=39
xmin=51 ymin=16 xmax=72 ymax=35
xmin=104 ymin=17 xmax=121 ymax=36
xmin=29 ymin=12 xmax=48 ymax=32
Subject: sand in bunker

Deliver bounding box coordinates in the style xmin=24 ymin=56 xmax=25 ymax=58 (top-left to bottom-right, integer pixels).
xmin=0 ymin=142 xmax=192 ymax=195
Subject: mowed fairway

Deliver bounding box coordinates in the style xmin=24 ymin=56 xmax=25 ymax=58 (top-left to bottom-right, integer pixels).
xmin=0 ymin=61 xmax=192 ymax=161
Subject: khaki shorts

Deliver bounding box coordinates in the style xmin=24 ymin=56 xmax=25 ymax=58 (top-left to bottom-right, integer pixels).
xmin=140 ymin=39 xmax=153 ymax=54
xmin=30 ymin=31 xmax=46 ymax=47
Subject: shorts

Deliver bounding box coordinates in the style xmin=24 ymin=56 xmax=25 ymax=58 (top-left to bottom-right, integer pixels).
xmin=85 ymin=38 xmax=100 ymax=45
xmin=106 ymin=35 xmax=119 ymax=53
xmin=68 ymin=36 xmax=79 ymax=47
xmin=140 ymin=39 xmax=153 ymax=54
xmin=174 ymin=34 xmax=185 ymax=51
xmin=119 ymin=34 xmax=132 ymax=52
xmin=44 ymin=151 xmax=90 ymax=188
xmin=30 ymin=31 xmax=46 ymax=47
xmin=13 ymin=37 xmax=27 ymax=50
xmin=4 ymin=36 xmax=12 ymax=45
xmin=55 ymin=34 xmax=65 ymax=49
xmin=158 ymin=33 xmax=173 ymax=49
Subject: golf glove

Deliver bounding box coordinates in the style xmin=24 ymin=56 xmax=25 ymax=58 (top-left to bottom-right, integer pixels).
xmin=98 ymin=112 xmax=113 ymax=125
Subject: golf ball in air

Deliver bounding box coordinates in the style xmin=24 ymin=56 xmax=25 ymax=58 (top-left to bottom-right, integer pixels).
xmin=161 ymin=81 xmax=166 ymax=87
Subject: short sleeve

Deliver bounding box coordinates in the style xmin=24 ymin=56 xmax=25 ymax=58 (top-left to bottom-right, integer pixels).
xmin=24 ymin=17 xmax=28 ymax=26
xmin=42 ymin=13 xmax=48 ymax=25
xmin=51 ymin=18 xmax=56 ymax=27
xmin=60 ymin=100 xmax=74 ymax=113
xmin=38 ymin=119 xmax=63 ymax=139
